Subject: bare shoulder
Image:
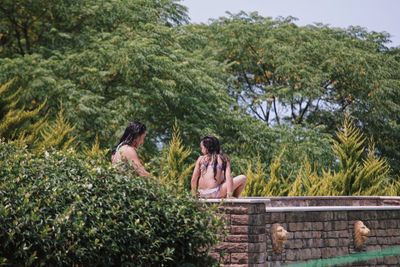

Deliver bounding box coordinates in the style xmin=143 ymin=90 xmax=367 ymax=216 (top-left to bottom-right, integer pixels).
xmin=197 ymin=155 xmax=205 ymax=164
xmin=121 ymin=145 xmax=138 ymax=158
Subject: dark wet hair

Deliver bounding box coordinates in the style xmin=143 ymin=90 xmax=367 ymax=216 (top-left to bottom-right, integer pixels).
xmin=201 ymin=135 xmax=230 ymax=179
xmin=201 ymin=135 xmax=220 ymax=155
xmin=112 ymin=121 xmax=146 ymax=155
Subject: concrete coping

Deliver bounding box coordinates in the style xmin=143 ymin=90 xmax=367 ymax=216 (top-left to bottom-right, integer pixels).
xmin=200 ymin=196 xmax=400 ymax=203
xmin=200 ymin=197 xmax=400 ymax=212
xmin=265 ymin=206 xmax=400 ymax=212
xmin=265 ymin=196 xmax=400 ymax=200
xmin=201 ymin=198 xmax=271 ymax=204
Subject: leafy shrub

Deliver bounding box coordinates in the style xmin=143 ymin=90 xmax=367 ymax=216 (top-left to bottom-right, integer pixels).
xmin=242 ymin=116 xmax=394 ymax=196
xmin=0 ymin=80 xmax=76 ymax=152
xmin=0 ymin=141 xmax=221 ymax=266
xmin=158 ymin=123 xmax=194 ymax=193
xmin=242 ymin=155 xmax=268 ymax=197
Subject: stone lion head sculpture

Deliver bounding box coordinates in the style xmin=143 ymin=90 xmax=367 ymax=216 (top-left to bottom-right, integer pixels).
xmin=354 ymin=220 xmax=370 ymax=249
xmin=271 ymin=223 xmax=288 ymax=253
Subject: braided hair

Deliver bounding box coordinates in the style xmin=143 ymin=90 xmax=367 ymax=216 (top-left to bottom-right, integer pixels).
xmin=112 ymin=121 xmax=146 ymax=155
xmin=201 ymin=135 xmax=229 ymax=179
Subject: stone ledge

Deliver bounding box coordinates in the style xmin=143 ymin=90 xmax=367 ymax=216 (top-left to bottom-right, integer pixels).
xmin=266 ymin=206 xmax=400 ymax=212
xmin=201 ymin=198 xmax=271 ymax=204
xmin=201 ymin=196 xmax=400 ymax=206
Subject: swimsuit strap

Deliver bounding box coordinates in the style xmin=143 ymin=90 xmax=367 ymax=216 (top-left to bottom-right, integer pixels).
xmin=116 ymin=142 xmax=126 ymax=153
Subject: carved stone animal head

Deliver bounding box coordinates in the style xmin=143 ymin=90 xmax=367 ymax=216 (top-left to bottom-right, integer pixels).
xmin=354 ymin=220 xmax=370 ymax=249
xmin=271 ymin=223 xmax=288 ymax=253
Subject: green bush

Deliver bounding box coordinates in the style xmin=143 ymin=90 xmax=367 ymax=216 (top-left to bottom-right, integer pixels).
xmin=0 ymin=141 xmax=222 ymax=266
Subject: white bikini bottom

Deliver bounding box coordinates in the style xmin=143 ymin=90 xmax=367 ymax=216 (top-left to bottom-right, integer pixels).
xmin=198 ymin=185 xmax=221 ymax=198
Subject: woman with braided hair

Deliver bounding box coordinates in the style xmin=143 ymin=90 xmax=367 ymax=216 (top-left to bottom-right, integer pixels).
xmin=111 ymin=121 xmax=150 ymax=177
xmin=191 ymin=135 xmax=247 ymax=198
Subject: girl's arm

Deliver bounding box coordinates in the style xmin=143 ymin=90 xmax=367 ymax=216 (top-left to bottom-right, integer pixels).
xmin=191 ymin=157 xmax=202 ymax=196
xmin=225 ymin=161 xmax=234 ymax=197
xmin=124 ymin=147 xmax=150 ymax=177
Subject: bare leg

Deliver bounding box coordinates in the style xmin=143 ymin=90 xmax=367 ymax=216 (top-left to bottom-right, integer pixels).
xmin=219 ymin=175 xmax=247 ymax=198
xmin=232 ymin=175 xmax=247 ymax=197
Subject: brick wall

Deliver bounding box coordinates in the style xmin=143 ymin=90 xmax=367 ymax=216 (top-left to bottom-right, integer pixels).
xmin=206 ymin=197 xmax=400 ymax=267
xmin=210 ymin=201 xmax=267 ymax=267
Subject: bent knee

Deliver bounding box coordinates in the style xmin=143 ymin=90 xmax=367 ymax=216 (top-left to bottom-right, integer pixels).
xmin=238 ymin=175 xmax=247 ymax=184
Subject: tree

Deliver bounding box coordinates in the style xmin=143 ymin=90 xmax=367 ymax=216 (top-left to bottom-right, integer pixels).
xmin=0 ymin=0 xmax=235 ymax=156
xmin=190 ymin=12 xmax=400 ymax=172
xmin=0 ymin=0 xmax=189 ymax=57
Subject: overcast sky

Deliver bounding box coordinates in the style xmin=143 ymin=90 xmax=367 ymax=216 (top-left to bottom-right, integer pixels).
xmin=182 ymin=0 xmax=400 ymax=47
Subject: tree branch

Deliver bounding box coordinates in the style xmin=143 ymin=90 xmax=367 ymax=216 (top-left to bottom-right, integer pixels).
xmin=272 ymin=96 xmax=280 ymax=125
xmin=298 ymin=99 xmax=312 ymax=124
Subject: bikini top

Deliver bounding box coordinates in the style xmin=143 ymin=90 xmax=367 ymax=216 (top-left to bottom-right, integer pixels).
xmin=200 ymin=161 xmax=224 ymax=171
xmin=200 ymin=156 xmax=225 ymax=177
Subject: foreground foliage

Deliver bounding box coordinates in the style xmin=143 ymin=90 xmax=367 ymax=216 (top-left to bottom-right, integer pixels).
xmin=0 ymin=141 xmax=221 ymax=266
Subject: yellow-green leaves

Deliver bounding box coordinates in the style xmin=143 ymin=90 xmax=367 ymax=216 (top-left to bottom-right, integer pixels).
xmin=159 ymin=122 xmax=193 ymax=193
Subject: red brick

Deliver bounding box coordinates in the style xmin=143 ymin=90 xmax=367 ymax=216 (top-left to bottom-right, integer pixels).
xmin=220 ymin=205 xmax=248 ymax=214
xmin=209 ymin=252 xmax=230 ymax=264
xmin=230 ymin=225 xmax=248 ymax=234
xmin=230 ymin=253 xmax=248 ymax=264
xmin=214 ymin=242 xmax=248 ymax=253
xmin=225 ymin=235 xmax=249 ymax=242
xmin=231 ymin=214 xmax=249 ymax=225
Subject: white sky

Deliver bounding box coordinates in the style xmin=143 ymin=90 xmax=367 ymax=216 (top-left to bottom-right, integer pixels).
xmin=182 ymin=0 xmax=400 ymax=47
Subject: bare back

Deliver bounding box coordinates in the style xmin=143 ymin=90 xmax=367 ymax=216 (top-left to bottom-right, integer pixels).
xmin=197 ymin=155 xmax=226 ymax=190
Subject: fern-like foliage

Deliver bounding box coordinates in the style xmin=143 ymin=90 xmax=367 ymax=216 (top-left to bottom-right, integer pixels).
xmin=309 ymin=116 xmax=392 ymax=196
xmin=353 ymin=141 xmax=390 ymax=195
xmin=0 ymin=80 xmax=47 ymax=144
xmin=242 ymin=155 xmax=267 ymax=197
xmin=242 ymin=115 xmax=394 ymax=197
xmin=331 ymin=115 xmax=366 ymax=195
xmin=83 ymin=135 xmax=109 ymax=163
xmin=264 ymin=148 xmax=290 ymax=196
xmin=36 ymin=109 xmax=76 ymax=151
xmin=288 ymin=158 xmax=319 ymax=196
xmin=159 ymin=122 xmax=193 ymax=192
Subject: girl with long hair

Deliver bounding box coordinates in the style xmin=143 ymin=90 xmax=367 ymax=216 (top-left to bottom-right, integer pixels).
xmin=191 ymin=135 xmax=247 ymax=198
xmin=111 ymin=121 xmax=150 ymax=177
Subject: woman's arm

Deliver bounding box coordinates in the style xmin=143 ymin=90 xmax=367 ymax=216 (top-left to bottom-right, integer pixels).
xmin=225 ymin=161 xmax=234 ymax=197
xmin=124 ymin=147 xmax=151 ymax=177
xmin=191 ymin=157 xmax=201 ymax=196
